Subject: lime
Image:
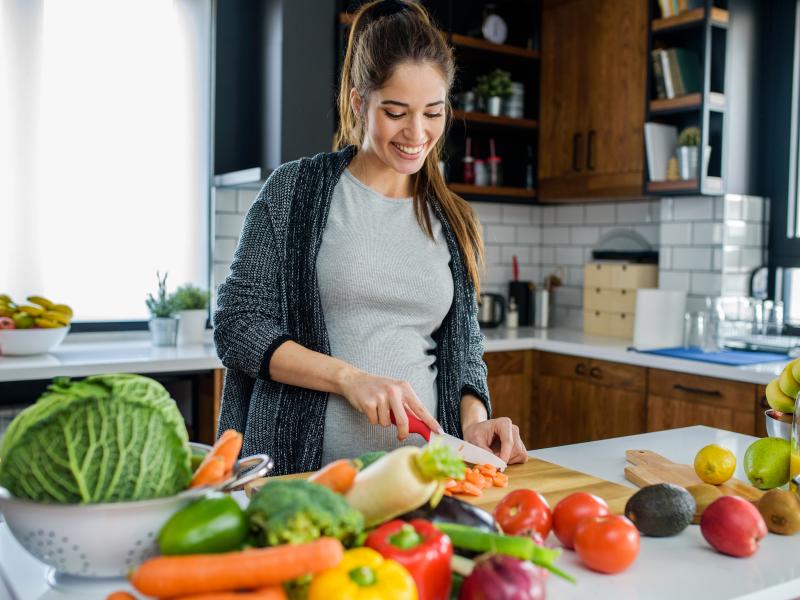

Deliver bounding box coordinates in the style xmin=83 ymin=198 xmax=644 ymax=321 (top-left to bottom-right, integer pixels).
xmin=744 ymin=437 xmax=791 ymax=490
xmin=694 ymin=444 xmax=737 ymax=485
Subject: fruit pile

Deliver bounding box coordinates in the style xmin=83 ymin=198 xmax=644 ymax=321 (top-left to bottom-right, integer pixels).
xmin=765 ymin=359 xmax=800 ymax=415
xmin=0 ymin=295 xmax=73 ymax=330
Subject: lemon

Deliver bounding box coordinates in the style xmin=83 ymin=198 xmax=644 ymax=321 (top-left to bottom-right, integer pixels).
xmin=694 ymin=444 xmax=737 ymax=485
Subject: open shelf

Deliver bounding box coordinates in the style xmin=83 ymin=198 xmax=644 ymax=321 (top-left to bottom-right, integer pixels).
xmin=649 ymin=92 xmax=726 ymax=114
xmin=449 ymin=183 xmax=536 ymax=199
xmin=449 ymin=33 xmax=539 ymax=60
xmin=452 ymin=110 xmax=538 ymax=130
xmin=646 ymin=176 xmax=723 ymax=194
xmin=652 ymin=7 xmax=729 ymax=32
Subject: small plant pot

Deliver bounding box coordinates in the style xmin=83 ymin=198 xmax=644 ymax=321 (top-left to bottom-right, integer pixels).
xmin=677 ymin=145 xmax=699 ymax=180
xmin=149 ymin=317 xmax=179 ymax=347
xmin=486 ymin=96 xmax=503 ymax=116
xmin=177 ymin=309 xmax=207 ymax=345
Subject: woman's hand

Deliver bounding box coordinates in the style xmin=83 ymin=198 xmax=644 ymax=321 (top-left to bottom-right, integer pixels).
xmin=463 ymin=417 xmax=528 ymax=465
xmin=338 ymin=369 xmax=442 ymax=441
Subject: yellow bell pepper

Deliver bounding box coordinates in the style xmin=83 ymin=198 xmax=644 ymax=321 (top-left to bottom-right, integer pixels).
xmin=308 ymin=547 xmax=417 ymax=600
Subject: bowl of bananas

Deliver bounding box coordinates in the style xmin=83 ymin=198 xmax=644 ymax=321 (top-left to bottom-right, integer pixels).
xmin=0 ymin=295 xmax=73 ymax=356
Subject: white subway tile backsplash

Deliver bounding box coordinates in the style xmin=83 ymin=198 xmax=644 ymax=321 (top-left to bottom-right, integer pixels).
xmin=690 ymin=272 xmax=722 ymax=296
xmin=214 ymin=263 xmax=231 ymax=289
xmin=530 ymin=206 xmax=542 ymax=225
xmin=616 ymin=201 xmax=653 ymax=223
xmin=743 ymin=196 xmax=764 ymax=222
xmin=634 ymin=224 xmax=660 ymax=246
xmin=554 ymin=286 xmax=583 ymax=308
xmin=724 ymin=195 xmax=743 ymax=221
xmin=485 ymin=224 xmax=516 ymax=244
xmin=502 ymin=245 xmax=530 ymax=264
xmin=215 ymin=188 xmax=238 ymax=213
xmin=473 ymin=202 xmax=502 ymax=224
xmin=674 ymin=197 xmax=714 ymax=221
xmin=713 ymin=248 xmax=722 ymax=270
xmin=660 ymin=198 xmax=674 ymax=221
xmin=661 ymin=223 xmax=692 ymax=245
xmin=237 ymin=190 xmax=257 ymax=213
xmin=556 ymin=205 xmax=584 ymax=225
xmin=542 ymin=206 xmax=556 ymax=225
xmin=556 ymin=246 xmax=585 ymax=266
xmin=519 ymin=265 xmax=541 ymax=283
xmin=567 ymin=266 xmax=584 ymax=286
xmin=540 ymin=246 xmax=555 ymax=264
xmin=722 ymin=274 xmax=750 ymax=296
xmin=484 ymin=265 xmax=513 ymax=286
xmin=502 ymin=204 xmax=532 ymax=224
xmin=516 ymin=225 xmax=540 ymax=244
xmin=585 ymin=203 xmax=617 ymax=224
xmin=745 ymin=225 xmax=763 ymax=247
xmin=714 ymin=196 xmax=726 ymax=220
xmin=214 ymin=238 xmax=238 ymax=264
xmin=724 ymin=221 xmax=747 ymax=245
xmin=723 ymin=246 xmax=741 ymax=272
xmin=542 ymin=227 xmax=570 ymax=245
xmin=484 ymin=244 xmax=502 ymax=265
xmin=693 ymin=222 xmax=723 ymax=245
xmin=659 ymin=271 xmax=691 ymax=291
xmin=216 ymin=213 xmax=246 ymax=238
xmin=673 ymin=247 xmax=712 ymax=270
xmin=741 ymin=248 xmax=763 ymax=269
xmin=570 ymin=226 xmax=600 ymax=245
xmin=659 ymin=248 xmax=672 ymax=270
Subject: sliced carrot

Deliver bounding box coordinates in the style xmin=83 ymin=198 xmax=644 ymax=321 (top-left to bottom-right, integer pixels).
xmin=308 ymin=459 xmax=358 ymax=493
xmin=449 ymin=481 xmax=464 ymax=494
xmin=461 ymin=481 xmax=483 ymax=496
xmin=465 ymin=469 xmax=485 ymax=487
xmin=171 ymin=586 xmax=288 ymax=600
xmin=478 ymin=464 xmax=497 ymax=477
xmin=189 ymin=456 xmax=227 ymax=489
xmin=106 ymin=593 xmax=135 ymax=600
xmin=443 ymin=490 xmax=453 ymax=497
xmin=444 ymin=478 xmax=459 ymax=490
xmin=492 ymin=472 xmax=509 ymax=487
xmin=130 ymin=538 xmax=343 ymax=598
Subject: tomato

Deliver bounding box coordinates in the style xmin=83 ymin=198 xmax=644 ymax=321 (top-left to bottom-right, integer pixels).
xmin=552 ymin=492 xmax=610 ymax=549
xmin=574 ymin=515 xmax=640 ymax=574
xmin=493 ymin=489 xmax=552 ymax=539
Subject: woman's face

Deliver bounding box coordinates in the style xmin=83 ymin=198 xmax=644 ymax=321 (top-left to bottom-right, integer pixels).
xmin=351 ymin=61 xmax=447 ymax=175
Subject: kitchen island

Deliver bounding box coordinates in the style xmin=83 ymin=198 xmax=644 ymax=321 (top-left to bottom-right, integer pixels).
xmin=2 ymin=426 xmax=798 ymax=600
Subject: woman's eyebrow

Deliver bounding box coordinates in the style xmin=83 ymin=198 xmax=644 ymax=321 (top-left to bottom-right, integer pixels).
xmin=380 ymin=100 xmax=445 ymax=108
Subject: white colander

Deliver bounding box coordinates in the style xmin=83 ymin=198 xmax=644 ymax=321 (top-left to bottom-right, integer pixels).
xmin=0 ymin=451 xmax=272 ymax=578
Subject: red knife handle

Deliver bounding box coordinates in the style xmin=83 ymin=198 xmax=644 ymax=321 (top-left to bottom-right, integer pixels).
xmin=390 ymin=408 xmax=431 ymax=442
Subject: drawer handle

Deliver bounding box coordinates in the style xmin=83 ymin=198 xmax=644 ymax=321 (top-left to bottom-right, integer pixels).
xmin=590 ymin=367 xmax=603 ymax=379
xmin=673 ymin=384 xmax=722 ymax=397
xmin=575 ymin=363 xmax=587 ymax=376
xmin=621 ymin=290 xmax=627 ymax=295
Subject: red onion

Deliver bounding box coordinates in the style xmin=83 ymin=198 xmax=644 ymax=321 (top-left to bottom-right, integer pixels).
xmin=459 ymin=554 xmax=547 ymax=600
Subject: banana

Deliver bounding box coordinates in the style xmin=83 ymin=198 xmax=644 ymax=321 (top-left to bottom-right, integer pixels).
xmin=0 ymin=303 xmax=15 ymax=318
xmin=43 ymin=310 xmax=70 ymax=326
xmin=34 ymin=317 xmax=61 ymax=329
xmin=18 ymin=305 xmax=45 ymax=317
xmin=0 ymin=294 xmax=12 ymax=304
xmin=27 ymin=295 xmax=54 ymax=310
xmin=50 ymin=304 xmax=74 ymax=318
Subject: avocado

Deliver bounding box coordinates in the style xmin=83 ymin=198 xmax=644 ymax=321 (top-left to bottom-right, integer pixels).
xmin=625 ymin=483 xmax=696 ymax=537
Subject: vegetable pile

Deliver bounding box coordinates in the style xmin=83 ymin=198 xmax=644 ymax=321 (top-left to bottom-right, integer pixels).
xmin=0 ymin=374 xmax=192 ymax=503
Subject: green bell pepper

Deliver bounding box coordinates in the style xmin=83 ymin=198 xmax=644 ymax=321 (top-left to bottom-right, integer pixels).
xmin=158 ymin=495 xmax=247 ymax=555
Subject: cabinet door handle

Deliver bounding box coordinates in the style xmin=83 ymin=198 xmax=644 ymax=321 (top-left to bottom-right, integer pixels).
xmin=572 ymin=132 xmax=582 ymax=172
xmin=673 ymin=384 xmax=722 ymax=397
xmin=575 ymin=363 xmax=587 ymax=376
xmin=587 ymin=129 xmax=595 ymax=171
xmin=590 ymin=366 xmax=603 ymax=379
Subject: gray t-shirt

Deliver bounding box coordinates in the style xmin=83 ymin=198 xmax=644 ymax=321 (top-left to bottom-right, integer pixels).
xmin=317 ymin=168 xmax=454 ymax=463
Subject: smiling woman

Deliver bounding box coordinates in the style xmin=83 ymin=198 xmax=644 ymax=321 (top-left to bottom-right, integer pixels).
xmin=213 ymin=0 xmax=528 ymax=475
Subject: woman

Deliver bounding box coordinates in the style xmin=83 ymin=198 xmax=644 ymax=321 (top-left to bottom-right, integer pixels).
xmin=214 ymin=0 xmax=528 ymax=475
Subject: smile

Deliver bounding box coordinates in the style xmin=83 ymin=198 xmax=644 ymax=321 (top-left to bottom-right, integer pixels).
xmin=391 ymin=142 xmax=426 ymax=156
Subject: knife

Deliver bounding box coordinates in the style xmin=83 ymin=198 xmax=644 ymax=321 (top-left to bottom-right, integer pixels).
xmin=391 ymin=409 xmax=508 ymax=472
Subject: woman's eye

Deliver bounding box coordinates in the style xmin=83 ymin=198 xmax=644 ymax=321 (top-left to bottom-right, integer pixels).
xmin=384 ymin=111 xmax=404 ymax=119
xmin=425 ymin=113 xmax=443 ymax=119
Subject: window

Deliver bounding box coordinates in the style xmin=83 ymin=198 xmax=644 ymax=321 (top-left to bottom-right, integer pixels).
xmin=0 ymin=0 xmax=212 ymax=327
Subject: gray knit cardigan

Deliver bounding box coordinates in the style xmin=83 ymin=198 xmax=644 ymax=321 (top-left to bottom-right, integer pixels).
xmin=213 ymin=145 xmax=491 ymax=475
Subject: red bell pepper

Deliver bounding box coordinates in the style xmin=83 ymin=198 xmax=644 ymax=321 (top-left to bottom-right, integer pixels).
xmin=365 ymin=519 xmax=453 ymax=600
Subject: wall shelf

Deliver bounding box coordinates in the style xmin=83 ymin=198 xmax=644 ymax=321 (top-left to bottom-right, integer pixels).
xmin=451 ymin=110 xmax=538 ymax=130
xmin=646 ymin=176 xmax=722 ymax=194
xmin=449 ymin=183 xmax=536 ymax=199
xmin=652 ymin=7 xmax=729 ymax=32
xmin=649 ymin=92 xmax=726 ymax=114
xmin=449 ymin=33 xmax=539 ymax=60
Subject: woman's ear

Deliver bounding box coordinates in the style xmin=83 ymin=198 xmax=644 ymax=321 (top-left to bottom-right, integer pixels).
xmin=349 ymin=87 xmax=363 ymax=117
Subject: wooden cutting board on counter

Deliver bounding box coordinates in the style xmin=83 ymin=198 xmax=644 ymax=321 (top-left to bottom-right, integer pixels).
xmin=624 ymin=450 xmax=763 ymax=503
xmin=246 ymin=457 xmax=636 ymax=514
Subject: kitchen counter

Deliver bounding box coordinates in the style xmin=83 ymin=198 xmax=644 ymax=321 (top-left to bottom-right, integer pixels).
xmin=2 ymin=426 xmax=798 ymax=599
xmin=0 ymin=328 xmax=788 ymax=385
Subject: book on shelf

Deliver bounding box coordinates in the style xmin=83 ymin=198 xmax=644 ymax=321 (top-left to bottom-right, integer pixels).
xmin=644 ymin=122 xmax=678 ymax=181
xmin=651 ymin=48 xmax=702 ymax=100
xmin=658 ymin=0 xmax=704 ymax=18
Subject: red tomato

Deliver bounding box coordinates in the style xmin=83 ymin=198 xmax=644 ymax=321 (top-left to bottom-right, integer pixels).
xmin=552 ymin=492 xmax=610 ymax=549
xmin=493 ymin=489 xmax=552 ymax=539
xmin=574 ymin=515 xmax=640 ymax=574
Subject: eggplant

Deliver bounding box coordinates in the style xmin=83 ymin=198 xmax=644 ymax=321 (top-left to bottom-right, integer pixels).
xmin=399 ymin=496 xmax=500 ymax=558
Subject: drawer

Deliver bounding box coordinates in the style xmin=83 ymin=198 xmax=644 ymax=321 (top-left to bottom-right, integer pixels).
xmin=539 ymin=352 xmax=645 ymax=392
xmin=648 ymin=369 xmax=756 ymax=411
xmin=484 ymin=351 xmax=527 ymax=376
xmin=584 ymin=263 xmax=613 ymax=287
xmin=583 ymin=309 xmax=634 ymax=339
xmin=539 ymin=352 xmax=591 ymax=380
xmin=584 ymin=287 xmax=638 ymax=312
xmin=611 ymin=264 xmax=657 ymax=289
xmin=608 ymin=311 xmax=635 ymax=339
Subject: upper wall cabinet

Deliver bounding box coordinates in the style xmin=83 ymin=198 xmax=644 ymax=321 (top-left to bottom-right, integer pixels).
xmin=538 ymin=0 xmax=648 ymax=202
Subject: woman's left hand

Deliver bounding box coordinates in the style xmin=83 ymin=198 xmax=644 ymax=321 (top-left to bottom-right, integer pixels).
xmin=462 ymin=417 xmax=528 ymax=465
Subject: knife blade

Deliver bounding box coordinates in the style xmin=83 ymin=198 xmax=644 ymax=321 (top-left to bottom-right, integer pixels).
xmin=390 ymin=408 xmax=507 ymax=471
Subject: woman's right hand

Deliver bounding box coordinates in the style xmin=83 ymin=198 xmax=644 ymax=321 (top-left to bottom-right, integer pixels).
xmin=338 ymin=369 xmax=442 ymax=441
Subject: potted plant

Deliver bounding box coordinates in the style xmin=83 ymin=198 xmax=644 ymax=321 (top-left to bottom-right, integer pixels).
xmin=146 ymin=272 xmax=179 ymax=347
xmin=475 ymin=69 xmax=513 ymax=117
xmin=171 ymin=283 xmax=210 ymax=345
xmin=676 ymin=126 xmax=701 ymax=180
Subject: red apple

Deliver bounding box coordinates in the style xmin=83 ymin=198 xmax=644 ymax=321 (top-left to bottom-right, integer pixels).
xmin=0 ymin=317 xmax=14 ymax=330
xmin=700 ymin=496 xmax=767 ymax=557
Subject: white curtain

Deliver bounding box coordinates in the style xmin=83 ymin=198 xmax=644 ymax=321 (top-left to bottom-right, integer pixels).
xmin=0 ymin=0 xmax=211 ymax=322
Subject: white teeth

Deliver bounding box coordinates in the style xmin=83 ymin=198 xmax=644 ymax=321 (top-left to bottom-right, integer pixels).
xmin=392 ymin=142 xmax=425 ymax=155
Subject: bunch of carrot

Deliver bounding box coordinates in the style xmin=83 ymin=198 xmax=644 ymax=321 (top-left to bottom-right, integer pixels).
xmin=444 ymin=463 xmax=508 ymax=498
xmin=307 ymin=458 xmax=359 ymax=493
xmin=189 ymin=429 xmax=243 ymax=489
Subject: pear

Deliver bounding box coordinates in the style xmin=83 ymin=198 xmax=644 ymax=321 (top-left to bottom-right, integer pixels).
xmin=766 ymin=379 xmax=796 ymax=413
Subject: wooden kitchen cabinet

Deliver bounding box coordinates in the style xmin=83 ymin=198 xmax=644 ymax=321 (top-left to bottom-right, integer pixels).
xmin=532 ymin=352 xmax=647 ymax=448
xmin=755 ymin=384 xmax=769 ymax=438
xmin=485 ymin=351 xmax=535 ymax=447
xmin=647 ymin=369 xmax=757 ymax=436
xmin=539 ymin=0 xmax=647 ymax=201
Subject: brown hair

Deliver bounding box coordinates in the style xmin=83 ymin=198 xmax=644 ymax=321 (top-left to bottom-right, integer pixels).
xmin=334 ymin=0 xmax=485 ymax=295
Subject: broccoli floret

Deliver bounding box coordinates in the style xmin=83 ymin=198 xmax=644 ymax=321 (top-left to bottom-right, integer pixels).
xmin=247 ymin=480 xmax=364 ymax=547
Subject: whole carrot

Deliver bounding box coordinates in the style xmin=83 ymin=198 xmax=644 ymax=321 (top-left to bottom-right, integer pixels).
xmin=189 ymin=456 xmax=227 ymax=488
xmin=170 ymin=587 xmax=287 ymax=600
xmin=308 ymin=459 xmax=358 ymax=493
xmin=130 ymin=538 xmax=344 ymax=597
xmin=213 ymin=430 xmax=243 ymax=474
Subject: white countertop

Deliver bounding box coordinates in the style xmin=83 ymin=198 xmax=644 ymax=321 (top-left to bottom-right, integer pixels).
xmin=0 ymin=327 xmax=788 ymax=385
xmin=2 ymin=426 xmax=798 ymax=599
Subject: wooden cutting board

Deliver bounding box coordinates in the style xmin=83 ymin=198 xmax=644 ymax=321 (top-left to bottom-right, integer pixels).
xmin=624 ymin=449 xmax=763 ymax=503
xmin=246 ymin=457 xmax=636 ymax=514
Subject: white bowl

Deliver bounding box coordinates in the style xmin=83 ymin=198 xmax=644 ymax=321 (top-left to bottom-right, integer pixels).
xmin=0 ymin=451 xmax=272 ymax=577
xmin=0 ymin=326 xmax=70 ymax=356
xmin=765 ymin=409 xmax=792 ymax=441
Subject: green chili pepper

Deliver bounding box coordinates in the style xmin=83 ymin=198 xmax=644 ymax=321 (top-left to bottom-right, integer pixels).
xmin=158 ymin=495 xmax=248 ymax=555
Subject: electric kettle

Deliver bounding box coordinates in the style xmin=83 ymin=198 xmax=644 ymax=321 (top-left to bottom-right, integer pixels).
xmin=478 ymin=293 xmax=506 ymax=328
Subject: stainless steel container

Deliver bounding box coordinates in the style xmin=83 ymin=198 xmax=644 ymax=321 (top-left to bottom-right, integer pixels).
xmin=534 ymin=289 xmax=550 ymax=328
xmin=148 ymin=317 xmax=179 ymax=347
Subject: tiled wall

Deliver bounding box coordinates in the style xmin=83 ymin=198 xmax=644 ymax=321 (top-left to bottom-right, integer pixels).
xmin=213 ymin=187 xmax=769 ymax=330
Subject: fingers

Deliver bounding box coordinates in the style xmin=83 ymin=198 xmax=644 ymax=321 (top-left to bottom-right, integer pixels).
xmin=509 ymin=424 xmax=528 ymax=464
xmin=495 ymin=417 xmax=515 ymax=464
xmin=376 ymin=399 xmax=391 ymax=428
xmin=402 ymin=383 xmax=442 ymax=434
xmin=389 ymin=393 xmax=409 ymax=441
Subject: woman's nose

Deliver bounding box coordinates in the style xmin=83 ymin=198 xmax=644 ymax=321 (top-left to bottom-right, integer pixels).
xmin=404 ymin=114 xmax=425 ymax=142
